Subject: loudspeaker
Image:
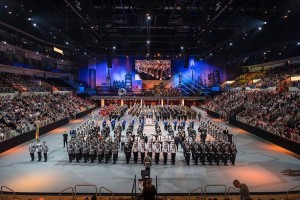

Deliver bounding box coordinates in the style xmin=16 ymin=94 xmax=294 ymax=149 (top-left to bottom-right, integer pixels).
xmin=107 ymin=55 xmax=112 ymax=68
xmin=184 ymin=54 xmax=189 ymax=68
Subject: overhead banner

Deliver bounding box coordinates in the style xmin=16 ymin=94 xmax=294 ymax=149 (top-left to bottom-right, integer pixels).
xmin=25 ymin=52 xmax=42 ymax=61
xmin=0 ymin=44 xmax=15 ymax=54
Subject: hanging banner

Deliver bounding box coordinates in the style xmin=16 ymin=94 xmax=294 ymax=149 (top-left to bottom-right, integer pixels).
xmin=0 ymin=44 xmax=15 ymax=54
xmin=25 ymin=52 xmax=42 ymax=61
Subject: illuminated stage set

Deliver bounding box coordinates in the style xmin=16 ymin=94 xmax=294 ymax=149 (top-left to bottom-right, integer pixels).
xmin=77 ymin=56 xmax=232 ymax=98
xmin=0 ymin=112 xmax=299 ymax=194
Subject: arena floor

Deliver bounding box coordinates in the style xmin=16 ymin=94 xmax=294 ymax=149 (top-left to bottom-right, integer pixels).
xmin=0 ymin=110 xmax=299 ymax=194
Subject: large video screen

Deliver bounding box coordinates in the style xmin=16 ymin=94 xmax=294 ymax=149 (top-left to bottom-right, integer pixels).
xmin=135 ymin=60 xmax=171 ymax=80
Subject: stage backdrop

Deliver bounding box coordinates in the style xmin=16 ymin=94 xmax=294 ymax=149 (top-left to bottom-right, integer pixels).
xmin=77 ymin=56 xmax=238 ymax=94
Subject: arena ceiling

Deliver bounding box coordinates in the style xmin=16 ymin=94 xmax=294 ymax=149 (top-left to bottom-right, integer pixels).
xmin=1 ymin=0 xmax=300 ymax=65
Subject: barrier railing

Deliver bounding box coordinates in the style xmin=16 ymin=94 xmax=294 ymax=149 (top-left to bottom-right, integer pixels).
xmin=287 ymin=185 xmax=300 ymax=200
xmin=155 ymin=175 xmax=157 ymax=200
xmin=99 ymin=187 xmax=114 ymax=200
xmin=59 ymin=187 xmax=74 ymax=200
xmin=74 ymin=184 xmax=97 ymax=200
xmin=1 ymin=185 xmax=15 ymax=200
xmin=227 ymin=186 xmax=239 ymax=200
xmin=188 ymin=186 xmax=203 ymax=200
xmin=204 ymin=184 xmax=227 ymax=200
xmin=131 ymin=175 xmax=137 ymax=200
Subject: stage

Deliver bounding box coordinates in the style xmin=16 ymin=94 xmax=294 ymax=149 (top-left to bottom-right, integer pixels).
xmin=0 ymin=112 xmax=299 ymax=194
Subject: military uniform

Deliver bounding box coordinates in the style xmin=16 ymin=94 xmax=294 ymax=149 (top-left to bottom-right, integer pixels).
xmin=68 ymin=142 xmax=74 ymax=162
xmin=42 ymin=142 xmax=49 ymax=162
xmin=112 ymin=144 xmax=118 ymax=164
xmin=162 ymin=143 xmax=169 ymax=165
xmin=29 ymin=143 xmax=36 ymax=161
xmin=132 ymin=143 xmax=139 ymax=164
xmin=36 ymin=141 xmax=42 ymax=161
xmin=97 ymin=143 xmax=104 ymax=163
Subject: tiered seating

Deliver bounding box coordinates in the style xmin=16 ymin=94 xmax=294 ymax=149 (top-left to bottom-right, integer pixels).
xmin=203 ymin=90 xmax=300 ymax=143
xmin=39 ymin=77 xmax=74 ymax=91
xmin=229 ymin=65 xmax=300 ymax=89
xmin=0 ymin=93 xmax=96 ymax=140
xmin=254 ymin=66 xmax=299 ymax=89
xmin=0 ymin=72 xmax=50 ymax=92
xmin=236 ymin=91 xmax=300 ymax=143
xmin=231 ymin=71 xmax=265 ymax=87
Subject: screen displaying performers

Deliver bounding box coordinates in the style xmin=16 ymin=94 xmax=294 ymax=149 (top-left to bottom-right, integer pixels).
xmin=135 ymin=60 xmax=171 ymax=80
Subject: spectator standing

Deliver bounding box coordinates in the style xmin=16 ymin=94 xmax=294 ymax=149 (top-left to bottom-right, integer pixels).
xmin=233 ymin=179 xmax=252 ymax=200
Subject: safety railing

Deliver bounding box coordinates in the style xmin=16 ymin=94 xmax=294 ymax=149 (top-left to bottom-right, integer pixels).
xmin=155 ymin=175 xmax=158 ymax=200
xmin=1 ymin=185 xmax=15 ymax=200
xmin=132 ymin=175 xmax=137 ymax=200
xmin=59 ymin=187 xmax=74 ymax=200
xmin=287 ymin=185 xmax=300 ymax=200
xmin=99 ymin=187 xmax=114 ymax=200
xmin=188 ymin=186 xmax=203 ymax=200
xmin=204 ymin=184 xmax=227 ymax=200
xmin=227 ymin=186 xmax=239 ymax=200
xmin=74 ymin=184 xmax=97 ymax=200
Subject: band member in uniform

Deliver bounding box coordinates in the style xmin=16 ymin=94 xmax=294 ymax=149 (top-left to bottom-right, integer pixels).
xmin=112 ymin=143 xmax=118 ymax=164
xmin=104 ymin=143 xmax=111 ymax=164
xmin=139 ymin=141 xmax=146 ymax=164
xmin=97 ymin=143 xmax=104 ymax=163
xmin=29 ymin=143 xmax=36 ymax=161
xmin=185 ymin=144 xmax=191 ymax=165
xmin=154 ymin=142 xmax=160 ymax=165
xmin=68 ymin=141 xmax=74 ymax=162
xmin=36 ymin=140 xmax=42 ymax=161
xmin=82 ymin=142 xmax=89 ymax=163
xmin=124 ymin=143 xmax=131 ymax=164
xmin=162 ymin=143 xmax=169 ymax=165
xmin=170 ymin=142 xmax=176 ymax=165
xmin=74 ymin=142 xmax=81 ymax=163
xmin=89 ymin=143 xmax=96 ymax=163
xmin=147 ymin=142 xmax=153 ymax=158
xmin=41 ymin=141 xmax=49 ymax=162
xmin=132 ymin=142 xmax=139 ymax=164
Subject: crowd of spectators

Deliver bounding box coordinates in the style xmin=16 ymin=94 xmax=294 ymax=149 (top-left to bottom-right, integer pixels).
xmin=229 ymin=65 xmax=300 ymax=89
xmin=203 ymin=90 xmax=300 ymax=143
xmin=0 ymin=93 xmax=96 ymax=141
xmin=0 ymin=72 xmax=51 ymax=93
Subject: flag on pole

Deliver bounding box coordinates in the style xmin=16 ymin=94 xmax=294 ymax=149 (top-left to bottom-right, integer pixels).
xmin=35 ymin=121 xmax=40 ymax=141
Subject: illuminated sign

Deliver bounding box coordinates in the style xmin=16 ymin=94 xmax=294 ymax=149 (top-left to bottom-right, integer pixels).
xmin=53 ymin=47 xmax=64 ymax=55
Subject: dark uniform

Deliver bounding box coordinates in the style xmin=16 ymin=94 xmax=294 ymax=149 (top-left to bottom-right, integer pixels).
xmin=42 ymin=141 xmax=49 ymax=162
xmin=36 ymin=142 xmax=42 ymax=161
xmin=63 ymin=131 xmax=68 ymax=147
xmin=29 ymin=143 xmax=36 ymax=161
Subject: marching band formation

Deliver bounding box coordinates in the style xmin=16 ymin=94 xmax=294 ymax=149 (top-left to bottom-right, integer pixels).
xmin=61 ymin=104 xmax=237 ymax=166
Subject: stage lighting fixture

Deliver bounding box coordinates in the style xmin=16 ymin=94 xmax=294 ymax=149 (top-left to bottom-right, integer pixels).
xmin=3 ymin=41 xmax=6 ymax=44
xmin=210 ymin=53 xmax=213 ymax=56
xmin=181 ymin=46 xmax=184 ymax=50
xmin=297 ymin=42 xmax=300 ymax=45
xmin=28 ymin=18 xmax=31 ymax=21
xmin=264 ymin=21 xmax=267 ymax=24
xmin=147 ymin=16 xmax=151 ymax=20
xmin=229 ymin=43 xmax=233 ymax=46
xmin=147 ymin=40 xmax=150 ymax=44
xmin=65 ymin=42 xmax=69 ymax=45
xmin=33 ymin=23 xmax=37 ymax=27
xmin=8 ymin=11 xmax=12 ymax=14
xmin=113 ymin=46 xmax=116 ymax=50
xmin=4 ymin=5 xmax=7 ymax=8
xmin=258 ymin=27 xmax=262 ymax=30
xmin=84 ymin=52 xmax=87 ymax=55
